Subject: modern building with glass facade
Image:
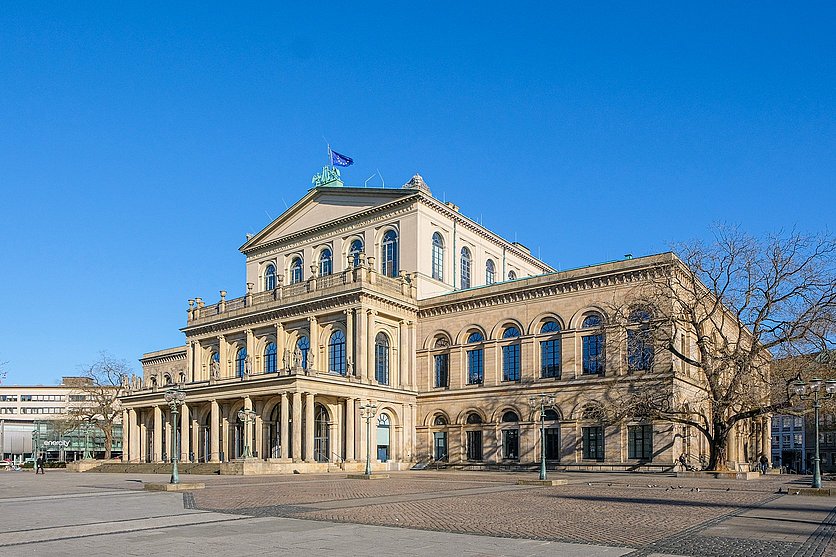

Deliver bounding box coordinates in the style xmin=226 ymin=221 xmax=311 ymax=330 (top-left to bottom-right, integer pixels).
xmin=0 ymin=377 xmax=122 ymax=462
xmin=119 ymin=170 xmax=768 ymax=473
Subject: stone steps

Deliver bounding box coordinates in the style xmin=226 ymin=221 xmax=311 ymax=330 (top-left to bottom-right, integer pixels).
xmin=88 ymin=463 xmax=222 ymax=475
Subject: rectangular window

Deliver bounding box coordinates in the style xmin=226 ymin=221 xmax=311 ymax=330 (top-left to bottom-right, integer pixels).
xmin=0 ymin=407 xmax=15 ymax=414
xmin=541 ymin=339 xmax=561 ymax=378
xmin=0 ymin=395 xmax=17 ymax=402
xmin=783 ymin=434 xmax=790 ymax=445
xmin=466 ymin=430 xmax=483 ymax=461
xmin=582 ymin=426 xmax=604 ymax=460
xmin=545 ymin=428 xmax=560 ymax=460
xmin=503 ymin=429 xmax=519 ymax=459
xmin=627 ymin=330 xmax=654 ymax=372
xmin=502 ymin=344 xmax=520 ymax=381
xmin=628 ymin=425 xmax=654 ymax=460
xmin=794 ymin=433 xmax=803 ymax=446
xmin=69 ymin=394 xmax=87 ymax=402
xmin=582 ymin=334 xmax=605 ymax=374
xmin=794 ymin=417 xmax=803 ymax=428
xmin=467 ymin=349 xmax=484 ymax=385
xmin=434 ymin=354 xmax=449 ymax=388
xmin=771 ymin=417 xmax=780 ymax=430
xmin=20 ymin=395 xmax=33 ymax=402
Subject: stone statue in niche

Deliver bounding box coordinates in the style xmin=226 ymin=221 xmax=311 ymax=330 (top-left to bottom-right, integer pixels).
xmin=210 ymin=359 xmax=220 ymax=381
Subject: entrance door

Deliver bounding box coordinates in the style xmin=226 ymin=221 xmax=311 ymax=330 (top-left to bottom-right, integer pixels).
xmin=377 ymin=414 xmax=390 ymax=462
xmin=314 ymin=404 xmax=330 ymax=462
xmin=433 ymin=432 xmax=447 ymax=461
xmin=466 ymin=430 xmax=483 ymax=461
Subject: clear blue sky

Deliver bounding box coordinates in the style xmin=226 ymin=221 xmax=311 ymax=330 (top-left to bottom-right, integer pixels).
xmin=1 ymin=3 xmax=834 ymax=385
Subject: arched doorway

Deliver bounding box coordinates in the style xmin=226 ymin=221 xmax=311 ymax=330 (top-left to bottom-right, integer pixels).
xmin=314 ymin=404 xmax=330 ymax=462
xmin=198 ymin=411 xmax=211 ymax=462
xmin=377 ymin=413 xmax=390 ymax=462
xmin=433 ymin=414 xmax=448 ymax=461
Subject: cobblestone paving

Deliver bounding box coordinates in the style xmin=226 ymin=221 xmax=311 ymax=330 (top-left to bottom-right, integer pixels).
xmin=190 ymin=472 xmax=836 ymax=556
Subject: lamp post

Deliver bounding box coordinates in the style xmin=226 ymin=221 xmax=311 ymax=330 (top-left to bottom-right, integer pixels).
xmin=528 ymin=393 xmax=556 ymax=481
xmin=360 ymin=402 xmax=378 ymax=476
xmin=32 ymin=422 xmax=40 ymax=462
xmin=791 ymin=378 xmax=836 ymax=489
xmin=164 ymin=388 xmax=187 ymax=485
xmin=236 ymin=409 xmax=256 ymax=458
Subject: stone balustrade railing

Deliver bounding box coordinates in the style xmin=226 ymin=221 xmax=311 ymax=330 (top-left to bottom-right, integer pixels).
xmin=186 ymin=265 xmax=416 ymax=325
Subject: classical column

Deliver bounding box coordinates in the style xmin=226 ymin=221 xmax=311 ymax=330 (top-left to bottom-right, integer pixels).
xmin=218 ymin=335 xmax=228 ymax=378
xmin=292 ymin=392 xmax=302 ymax=462
xmin=308 ymin=316 xmax=319 ymax=371
xmin=139 ymin=414 xmax=147 ymax=463
xmin=190 ymin=416 xmax=199 ymax=463
xmin=345 ymin=397 xmax=355 ymax=461
xmin=366 ymin=310 xmax=376 ymax=383
xmin=152 ymin=406 xmax=163 ymax=463
xmin=186 ymin=341 xmax=195 ymax=382
xmin=164 ymin=417 xmax=172 ymax=462
xmin=128 ymin=408 xmax=138 ymax=462
xmin=345 ymin=309 xmax=355 ymax=376
xmin=210 ymin=400 xmax=220 ymax=462
xmin=245 ymin=329 xmax=255 ymax=374
xmin=408 ymin=320 xmax=417 ymax=389
xmin=255 ymin=412 xmax=264 ymax=459
xmin=121 ymin=409 xmax=130 ymax=462
xmin=305 ymin=392 xmax=315 ymax=462
xmin=280 ymin=392 xmax=289 ymax=460
xmin=276 ymin=322 xmax=285 ymax=369
xmin=180 ymin=403 xmax=190 ymax=462
xmin=221 ymin=414 xmax=230 ymax=461
xmin=398 ymin=320 xmax=408 ymax=389
xmin=357 ymin=307 xmax=367 ymax=381
xmin=243 ymin=396 xmax=253 ymax=455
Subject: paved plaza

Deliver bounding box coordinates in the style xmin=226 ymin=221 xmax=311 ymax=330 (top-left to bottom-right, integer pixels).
xmin=0 ymin=470 xmax=834 ymax=556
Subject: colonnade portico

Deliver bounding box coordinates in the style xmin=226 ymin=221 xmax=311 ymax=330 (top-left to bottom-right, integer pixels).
xmin=120 ymin=373 xmax=417 ymax=473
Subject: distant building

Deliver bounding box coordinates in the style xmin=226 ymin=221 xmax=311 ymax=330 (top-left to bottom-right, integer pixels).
xmin=771 ymin=414 xmax=806 ymax=473
xmin=0 ymin=377 xmax=122 ymax=462
xmin=120 ymin=169 xmax=768 ymax=473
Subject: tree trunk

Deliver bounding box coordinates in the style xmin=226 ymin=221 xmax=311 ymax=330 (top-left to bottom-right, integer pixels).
xmin=706 ymin=422 xmax=729 ymax=471
xmin=104 ymin=426 xmax=113 ymax=460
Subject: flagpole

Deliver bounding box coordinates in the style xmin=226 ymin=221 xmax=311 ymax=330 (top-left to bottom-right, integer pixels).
xmin=327 ymin=144 xmax=332 ymax=168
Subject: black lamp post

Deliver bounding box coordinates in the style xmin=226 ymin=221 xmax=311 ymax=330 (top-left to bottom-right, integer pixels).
xmin=360 ymin=402 xmax=378 ymax=476
xmin=528 ymin=393 xmax=556 ymax=481
xmin=164 ymin=388 xmax=186 ymax=484
xmin=791 ymin=378 xmax=836 ymax=489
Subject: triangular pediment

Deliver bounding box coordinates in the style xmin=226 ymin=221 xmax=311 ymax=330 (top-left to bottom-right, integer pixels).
xmin=241 ymin=187 xmax=416 ymax=253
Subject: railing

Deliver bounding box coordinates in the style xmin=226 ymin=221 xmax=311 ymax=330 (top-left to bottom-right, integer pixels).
xmin=188 ymin=267 xmax=415 ymax=325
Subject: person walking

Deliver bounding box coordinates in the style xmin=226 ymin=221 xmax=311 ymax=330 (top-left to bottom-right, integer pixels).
xmin=35 ymin=455 xmax=45 ymax=475
xmin=759 ymin=454 xmax=769 ymax=475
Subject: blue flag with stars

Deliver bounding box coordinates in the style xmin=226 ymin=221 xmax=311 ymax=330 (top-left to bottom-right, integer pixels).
xmin=330 ymin=150 xmax=354 ymax=167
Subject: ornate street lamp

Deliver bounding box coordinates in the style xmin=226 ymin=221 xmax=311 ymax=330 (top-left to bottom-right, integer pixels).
xmin=528 ymin=393 xmax=556 ymax=481
xmin=360 ymin=402 xmax=378 ymax=476
xmin=236 ymin=409 xmax=257 ymax=458
xmin=791 ymin=378 xmax=836 ymax=488
xmin=164 ymin=388 xmax=187 ymax=485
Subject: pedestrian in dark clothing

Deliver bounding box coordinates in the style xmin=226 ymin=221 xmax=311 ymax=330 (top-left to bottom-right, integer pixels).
xmin=35 ymin=456 xmax=45 ymax=474
xmin=759 ymin=454 xmax=769 ymax=475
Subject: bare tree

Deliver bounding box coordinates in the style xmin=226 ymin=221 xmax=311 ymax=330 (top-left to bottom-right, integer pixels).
xmin=68 ymin=353 xmax=131 ymax=459
xmin=611 ymin=228 xmax=836 ymax=470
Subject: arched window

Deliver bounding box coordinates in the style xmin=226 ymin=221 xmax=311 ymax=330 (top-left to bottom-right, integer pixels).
xmin=375 ymin=333 xmax=390 ymax=385
xmin=434 ymin=414 xmax=448 ymax=426
xmin=319 ymin=248 xmax=332 ymax=276
xmin=329 ymin=330 xmax=346 ymax=375
xmin=627 ymin=308 xmax=654 ymax=372
xmin=381 ymin=229 xmax=399 ymax=277
xmin=290 ymin=257 xmax=303 ymax=284
xmin=235 ymin=347 xmax=247 ymax=378
xmin=466 ymin=412 xmax=483 ymax=424
xmin=460 ymin=247 xmax=472 ymax=289
xmin=264 ymin=342 xmax=277 ymax=373
xmin=431 ymin=232 xmax=444 ymax=281
xmin=540 ymin=321 xmax=561 ymax=378
xmin=264 ymin=264 xmax=276 ymax=291
xmin=465 ymin=413 xmax=483 ymax=461
xmin=466 ymin=331 xmax=484 ymax=385
xmin=348 ymin=239 xmax=363 ymax=267
xmin=502 ymin=411 xmax=519 ymax=422
xmin=297 ymin=336 xmax=309 ymax=369
xmin=582 ymin=313 xmax=605 ymax=375
xmin=508 ymin=270 xmax=517 ymax=280
xmin=485 ymin=259 xmax=496 ymax=285
xmin=502 ymin=326 xmax=521 ymax=382
xmin=163 ymin=373 xmax=173 ymax=386
xmin=543 ymin=409 xmax=560 ymax=421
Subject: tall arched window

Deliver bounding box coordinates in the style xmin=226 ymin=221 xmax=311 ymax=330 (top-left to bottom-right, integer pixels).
xmin=290 ymin=257 xmax=303 ymax=284
xmin=502 ymin=326 xmax=521 ymax=381
xmin=314 ymin=404 xmax=330 ymax=462
xmin=431 ymin=232 xmax=444 ymax=281
xmin=377 ymin=413 xmax=391 ymax=462
xmin=582 ymin=313 xmax=605 ymax=375
xmin=540 ymin=320 xmax=561 ymax=378
xmin=264 ymin=342 xmax=277 ymax=373
xmin=627 ymin=308 xmax=654 ymax=372
xmin=235 ymin=347 xmax=247 ymax=378
xmin=349 ymin=239 xmax=363 ymax=267
xmin=375 ymin=333 xmax=390 ymax=385
xmin=501 ymin=411 xmax=519 ymax=460
xmin=297 ymin=336 xmax=309 ymax=369
xmin=264 ymin=264 xmax=276 ymax=291
xmin=466 ymin=331 xmax=484 ymax=385
xmin=319 ymin=248 xmax=332 ymax=276
xmin=485 ymin=259 xmax=496 ymax=285
xmin=381 ymin=229 xmax=399 ymax=277
xmin=460 ymin=247 xmax=472 ymax=289
xmin=329 ymin=330 xmax=346 ymax=375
